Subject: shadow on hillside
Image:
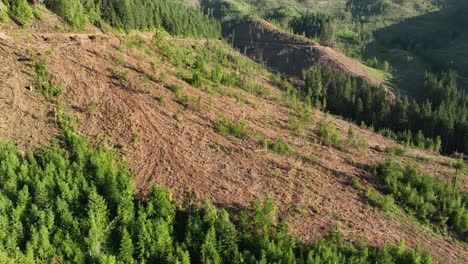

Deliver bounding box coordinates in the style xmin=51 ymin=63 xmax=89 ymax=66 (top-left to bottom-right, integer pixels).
xmin=363 ymin=0 xmax=468 ymax=92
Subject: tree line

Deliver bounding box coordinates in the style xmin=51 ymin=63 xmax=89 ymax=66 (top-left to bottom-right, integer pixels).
xmin=0 ymin=111 xmax=438 ymax=263
xmin=289 ymin=12 xmax=336 ymax=46
xmin=303 ymin=66 xmax=467 ymax=154
xmin=3 ymin=0 xmax=221 ymax=38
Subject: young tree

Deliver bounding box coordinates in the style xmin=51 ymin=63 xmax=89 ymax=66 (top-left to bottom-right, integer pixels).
xmin=201 ymin=227 xmax=221 ymax=264
xmin=118 ymin=228 xmax=134 ymax=264
xmin=86 ymin=188 xmax=110 ymax=260
xmin=450 ymin=156 xmax=466 ymax=201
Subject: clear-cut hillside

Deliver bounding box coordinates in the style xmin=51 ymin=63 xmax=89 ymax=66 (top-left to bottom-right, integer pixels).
xmin=232 ymin=18 xmax=396 ymax=98
xmin=0 ymin=12 xmax=467 ymax=263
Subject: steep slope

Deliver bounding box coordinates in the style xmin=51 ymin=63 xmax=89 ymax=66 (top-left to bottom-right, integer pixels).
xmin=0 ymin=14 xmax=467 ymax=263
xmin=200 ymin=0 xmax=466 ymax=91
xmin=232 ymin=18 xmax=396 ymax=97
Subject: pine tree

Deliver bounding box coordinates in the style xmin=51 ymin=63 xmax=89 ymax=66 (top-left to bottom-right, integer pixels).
xmin=415 ymin=130 xmax=425 ymax=149
xmin=118 ymin=228 xmax=134 ymax=264
xmin=201 ymin=227 xmax=221 ymax=264
xmin=215 ymin=210 xmax=239 ymax=263
xmin=86 ymin=188 xmax=110 ymax=260
xmin=434 ymin=136 xmax=442 ymax=153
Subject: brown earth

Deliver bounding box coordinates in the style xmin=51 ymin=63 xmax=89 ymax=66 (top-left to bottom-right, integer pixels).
xmin=0 ymin=16 xmax=467 ymax=263
xmin=232 ymin=18 xmax=396 ymax=98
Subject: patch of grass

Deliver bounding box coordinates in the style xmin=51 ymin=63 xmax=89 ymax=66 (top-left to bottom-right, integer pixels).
xmin=167 ymin=85 xmax=201 ymax=110
xmin=288 ymin=117 xmax=304 ymax=135
xmin=214 ymin=115 xmax=248 ymax=138
xmin=363 ymin=65 xmax=394 ymax=86
xmin=210 ymin=142 xmax=235 ymax=155
xmin=142 ymin=74 xmax=151 ymax=93
xmin=224 ymin=90 xmax=246 ymax=105
xmin=240 ymin=80 xmax=271 ymax=98
xmin=274 ymin=169 xmax=281 ymax=179
xmin=346 ymin=126 xmax=369 ymax=150
xmin=0 ymin=2 xmax=9 ymax=23
xmin=87 ymin=101 xmax=99 ymax=114
xmin=8 ymin=0 xmax=33 ymax=26
xmin=190 ymin=71 xmax=204 ymax=88
xmin=159 ymin=96 xmax=166 ymax=107
xmin=132 ymin=133 xmax=141 ymax=144
xmin=289 ymin=104 xmax=314 ymax=136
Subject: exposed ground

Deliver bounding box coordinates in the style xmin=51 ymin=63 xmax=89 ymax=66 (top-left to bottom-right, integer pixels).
xmin=0 ymin=14 xmax=467 ymax=263
xmin=232 ymin=19 xmax=397 ymax=98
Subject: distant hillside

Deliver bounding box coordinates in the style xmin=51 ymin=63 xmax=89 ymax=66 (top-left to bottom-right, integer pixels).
xmin=365 ymin=0 xmax=468 ymax=91
xmin=198 ymin=0 xmax=466 ymax=89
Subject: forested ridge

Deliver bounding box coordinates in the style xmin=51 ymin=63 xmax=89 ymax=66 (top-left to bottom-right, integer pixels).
xmin=303 ymin=66 xmax=467 ymax=154
xmin=2 ymin=0 xmax=221 ymax=37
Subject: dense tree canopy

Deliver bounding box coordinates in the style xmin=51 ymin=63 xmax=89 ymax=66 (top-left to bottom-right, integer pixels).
xmin=303 ymin=66 xmax=468 ymax=154
xmin=289 ymin=12 xmax=336 ymax=46
xmin=5 ymin=0 xmax=221 ymax=37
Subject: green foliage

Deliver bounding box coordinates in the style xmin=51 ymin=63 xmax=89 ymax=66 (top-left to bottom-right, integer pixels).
xmin=0 ymin=1 xmax=8 ymax=22
xmin=21 ymin=0 xmax=223 ymax=37
xmin=34 ymin=59 xmax=62 ymax=99
xmin=214 ymin=115 xmax=248 ymax=138
xmin=8 ymin=0 xmax=33 ymax=26
xmin=111 ymin=68 xmax=130 ymax=87
xmin=365 ymin=57 xmax=391 ymax=72
xmin=317 ymin=116 xmax=342 ymax=149
xmin=238 ymin=79 xmax=270 ymax=98
xmin=377 ymin=159 xmax=468 ymax=238
xmin=100 ymin=0 xmax=221 ymax=37
xmin=385 ymin=146 xmax=406 ymax=157
xmin=0 ymin=112 xmax=440 ymax=263
xmin=210 ymin=65 xmax=223 ymax=84
xmin=367 ymin=186 xmax=395 ymax=212
xmin=351 ymin=178 xmax=362 ymax=190
xmin=122 ymin=34 xmax=146 ymax=50
xmin=46 ymin=0 xmax=87 ymax=29
xmin=265 ymin=137 xmax=293 ymax=155
xmin=303 ymin=65 xmax=467 ymax=154
xmin=290 ymin=12 xmax=336 ymax=45
xmin=346 ymin=125 xmax=368 ymax=150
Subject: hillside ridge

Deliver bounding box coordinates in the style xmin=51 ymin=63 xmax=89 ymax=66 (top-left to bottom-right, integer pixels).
xmin=232 ymin=18 xmax=396 ymax=98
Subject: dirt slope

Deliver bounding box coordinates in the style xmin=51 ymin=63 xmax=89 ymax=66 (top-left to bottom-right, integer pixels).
xmin=232 ymin=19 xmax=396 ymax=98
xmin=0 ymin=20 xmax=466 ymax=263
